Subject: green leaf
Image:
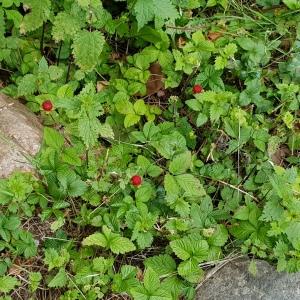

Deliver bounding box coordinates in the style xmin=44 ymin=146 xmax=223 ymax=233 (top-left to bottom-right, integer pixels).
xmin=134 ymin=99 xmax=147 ymax=115
xmin=207 ymin=224 xmax=228 ymax=247
xmin=43 ymin=127 xmax=64 ymax=150
xmin=169 ymin=151 xmax=192 ymax=175
xmin=144 ymin=255 xmax=177 ymax=276
xmin=51 ymin=12 xmax=82 ymax=42
xmin=72 ymin=30 xmax=105 ymax=72
xmin=82 ymin=232 xmax=107 ymax=247
xmin=110 ymin=235 xmax=136 ymax=254
xmin=134 ymin=0 xmax=178 ymax=30
xmin=285 ymin=222 xmax=300 ymax=250
xmin=164 ymin=174 xmax=180 ymax=197
xmin=124 ymin=114 xmax=140 ymax=128
xmin=17 ymin=74 xmax=37 ymax=96
xmin=68 ymin=178 xmax=87 ymax=197
xmin=143 ymin=268 xmax=160 ymax=293
xmin=78 ymin=113 xmax=101 ymax=148
xmin=99 ymin=123 xmax=114 ymax=139
xmin=48 ymin=268 xmax=67 ymax=288
xmin=44 ymin=248 xmax=70 ymax=271
xmin=135 ymin=183 xmax=154 ymax=202
xmin=61 ymin=148 xmax=82 ymax=166
xmin=20 ymin=0 xmax=51 ymax=33
xmin=175 ymin=174 xmax=206 ymax=198
xmin=170 ymin=234 xmax=209 ymax=262
xmin=29 ymin=272 xmax=42 ymax=292
xmin=0 ymin=276 xmax=20 ymax=293
xmin=283 ymin=0 xmax=300 ymax=9
xmin=177 ymin=258 xmax=204 ymax=283
xmin=196 ymin=113 xmax=208 ymax=127
xmin=230 ymin=221 xmax=256 ymax=239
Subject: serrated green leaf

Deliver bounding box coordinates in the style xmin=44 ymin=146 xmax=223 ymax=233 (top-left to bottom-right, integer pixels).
xmin=43 ymin=127 xmax=64 ymax=150
xmin=144 ymin=255 xmax=176 ymax=276
xmin=48 ymin=268 xmax=67 ymax=288
xmin=0 ymin=276 xmax=20 ymax=293
xmin=124 ymin=114 xmax=140 ymax=128
xmin=82 ymin=232 xmax=107 ymax=247
xmin=72 ymin=30 xmax=105 ymax=72
xmin=175 ymin=174 xmax=206 ymax=198
xmin=20 ymin=0 xmax=51 ymax=33
xmin=169 ymin=151 xmax=192 ymax=175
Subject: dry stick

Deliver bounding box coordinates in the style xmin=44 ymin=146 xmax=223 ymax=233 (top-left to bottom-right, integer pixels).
xmin=40 ymin=22 xmax=45 ymax=55
xmin=196 ymin=253 xmax=245 ymax=291
xmin=56 ymin=41 xmax=63 ymax=66
xmin=200 ymin=175 xmax=259 ymax=203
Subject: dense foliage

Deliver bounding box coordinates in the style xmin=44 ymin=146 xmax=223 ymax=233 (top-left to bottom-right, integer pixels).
xmin=0 ymin=0 xmax=300 ymax=299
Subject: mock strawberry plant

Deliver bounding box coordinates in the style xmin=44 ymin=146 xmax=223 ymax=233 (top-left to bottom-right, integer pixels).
xmin=0 ymin=0 xmax=300 ymax=299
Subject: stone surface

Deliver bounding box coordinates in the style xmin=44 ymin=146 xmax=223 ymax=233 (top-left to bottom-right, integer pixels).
xmin=0 ymin=94 xmax=43 ymax=178
xmin=197 ymin=259 xmax=300 ymax=300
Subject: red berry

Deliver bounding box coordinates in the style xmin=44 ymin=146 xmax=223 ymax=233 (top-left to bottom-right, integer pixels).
xmin=131 ymin=175 xmax=142 ymax=187
xmin=193 ymin=84 xmax=203 ymax=94
xmin=42 ymin=100 xmax=53 ymax=112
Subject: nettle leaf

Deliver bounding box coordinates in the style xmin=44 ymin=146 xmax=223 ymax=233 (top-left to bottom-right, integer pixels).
xmin=44 ymin=248 xmax=70 ymax=271
xmin=78 ymin=112 xmax=101 ymax=148
xmin=72 ymin=30 xmax=105 ymax=72
xmin=52 ymin=12 xmax=83 ymax=42
xmin=0 ymin=275 xmax=20 ymax=293
xmin=134 ymin=0 xmax=179 ymax=30
xmin=20 ymin=0 xmax=51 ymax=33
xmin=48 ymin=268 xmax=67 ymax=288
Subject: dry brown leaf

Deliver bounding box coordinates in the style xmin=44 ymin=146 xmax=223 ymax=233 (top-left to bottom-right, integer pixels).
xmin=207 ymin=31 xmax=222 ymax=41
xmin=97 ymin=80 xmax=109 ymax=92
xmin=177 ymin=36 xmax=186 ymax=48
xmin=146 ymin=63 xmax=164 ymax=96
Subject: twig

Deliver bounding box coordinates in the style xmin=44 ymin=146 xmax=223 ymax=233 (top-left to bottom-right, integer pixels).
xmin=200 ymin=175 xmax=259 ymax=202
xmin=196 ymin=253 xmax=245 ymax=291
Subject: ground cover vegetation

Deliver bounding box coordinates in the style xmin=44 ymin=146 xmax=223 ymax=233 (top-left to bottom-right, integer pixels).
xmin=0 ymin=0 xmax=300 ymax=299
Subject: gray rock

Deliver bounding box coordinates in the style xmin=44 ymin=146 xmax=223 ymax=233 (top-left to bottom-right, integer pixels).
xmin=197 ymin=259 xmax=300 ymax=300
xmin=0 ymin=94 xmax=43 ymax=178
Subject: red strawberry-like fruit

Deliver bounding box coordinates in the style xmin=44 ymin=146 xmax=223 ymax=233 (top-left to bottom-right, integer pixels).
xmin=193 ymin=84 xmax=203 ymax=94
xmin=42 ymin=100 xmax=53 ymax=112
xmin=131 ymin=175 xmax=142 ymax=187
